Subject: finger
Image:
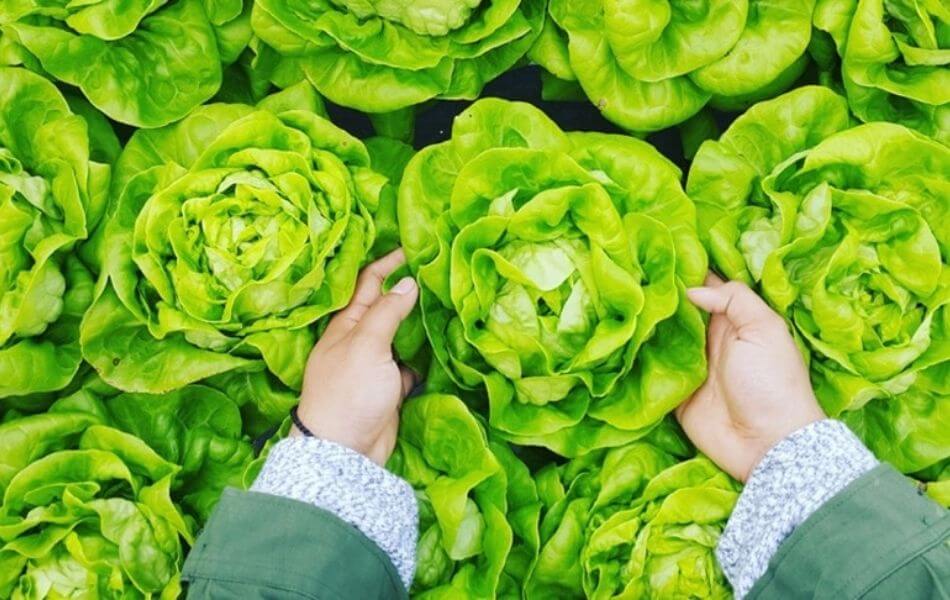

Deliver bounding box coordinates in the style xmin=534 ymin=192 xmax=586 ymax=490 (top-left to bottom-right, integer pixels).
xmin=400 ymin=366 xmax=418 ymax=399
xmin=351 ymin=277 xmax=419 ymax=356
xmin=705 ymin=312 xmax=731 ymax=367
xmin=324 ymin=249 xmax=407 ymax=341
xmin=686 ymin=281 xmax=780 ymax=333
xmin=674 ymin=397 xmax=692 ymax=423
xmin=704 ymin=272 xmax=726 ymax=287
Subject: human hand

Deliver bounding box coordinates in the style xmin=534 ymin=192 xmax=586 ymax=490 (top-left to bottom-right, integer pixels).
xmin=294 ymin=249 xmax=419 ymax=465
xmin=676 ymin=274 xmax=825 ymax=482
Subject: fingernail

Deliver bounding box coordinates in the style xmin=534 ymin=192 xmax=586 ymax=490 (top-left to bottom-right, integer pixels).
xmin=391 ymin=277 xmax=416 ymax=295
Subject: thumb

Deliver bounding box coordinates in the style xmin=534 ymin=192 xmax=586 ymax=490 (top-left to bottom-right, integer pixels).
xmin=351 ymin=277 xmax=418 ymax=354
xmin=687 ymin=281 xmax=780 ymax=332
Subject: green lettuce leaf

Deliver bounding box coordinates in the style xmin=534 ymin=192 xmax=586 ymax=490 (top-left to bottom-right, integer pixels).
xmin=399 ymin=98 xmax=708 ymax=457
xmin=919 ymin=460 xmax=949 ymax=508
xmin=389 ymin=393 xmax=541 ymax=598
xmin=687 ymin=85 xmax=950 ymax=474
xmin=250 ymin=0 xmax=545 ymax=113
xmin=813 ymin=0 xmax=949 ymax=145
xmin=80 ymin=84 xmax=394 ymax=415
xmin=532 ymin=0 xmax=815 ymax=132
xmin=0 ymin=0 xmax=252 ymax=127
xmin=0 ymin=67 xmax=115 ymax=403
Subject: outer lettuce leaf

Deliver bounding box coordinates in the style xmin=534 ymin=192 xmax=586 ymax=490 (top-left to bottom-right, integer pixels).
xmin=527 ymin=442 xmax=737 ymax=599
xmin=50 ymin=379 xmax=255 ymax=521
xmin=0 ymin=377 xmax=253 ymax=598
xmin=80 ymin=84 xmax=393 ymax=414
xmin=399 ymin=98 xmax=707 ymax=457
xmin=0 ymin=68 xmax=115 ymax=402
xmin=919 ymin=460 xmax=949 ymax=508
xmin=389 ymin=393 xmax=541 ymax=598
xmin=814 ymin=0 xmax=949 ymax=145
xmin=250 ymin=0 xmax=545 ymax=113
xmin=533 ymin=0 xmax=815 ymax=132
xmin=365 ymin=136 xmax=416 ymax=259
xmin=688 ymin=86 xmax=950 ymax=474
xmin=0 ymin=0 xmax=252 ymax=127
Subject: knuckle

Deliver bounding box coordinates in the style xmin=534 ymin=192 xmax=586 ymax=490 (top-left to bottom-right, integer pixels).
xmin=723 ymin=281 xmax=750 ymax=296
xmin=350 ymin=329 xmax=376 ymax=348
xmin=356 ymin=271 xmax=381 ymax=290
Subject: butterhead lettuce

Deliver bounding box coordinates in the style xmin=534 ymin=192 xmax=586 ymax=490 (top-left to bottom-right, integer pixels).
xmin=688 ymin=85 xmax=950 ymax=474
xmin=0 ymin=67 xmax=116 ymax=403
xmin=813 ymin=0 xmax=949 ymax=145
xmin=0 ymin=378 xmax=252 ymax=598
xmin=527 ymin=443 xmax=737 ymax=599
xmin=80 ymin=84 xmax=392 ymax=406
xmin=389 ymin=393 xmax=541 ymax=598
xmin=250 ymin=0 xmax=545 ymax=114
xmin=530 ymin=0 xmax=816 ymax=132
xmin=0 ymin=0 xmax=252 ymax=128
xmin=399 ymin=98 xmax=708 ymax=457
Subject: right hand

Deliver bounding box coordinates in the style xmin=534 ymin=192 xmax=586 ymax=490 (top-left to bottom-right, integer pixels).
xmin=676 ymin=274 xmax=826 ymax=482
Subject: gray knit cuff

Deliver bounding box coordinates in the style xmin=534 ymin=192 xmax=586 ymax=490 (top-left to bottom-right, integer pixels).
xmin=716 ymin=419 xmax=877 ymax=598
xmin=250 ymin=437 xmax=418 ymax=590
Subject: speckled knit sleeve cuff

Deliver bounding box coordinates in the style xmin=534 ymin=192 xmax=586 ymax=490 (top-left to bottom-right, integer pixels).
xmin=250 ymin=437 xmax=418 ymax=590
xmin=716 ymin=419 xmax=878 ymax=598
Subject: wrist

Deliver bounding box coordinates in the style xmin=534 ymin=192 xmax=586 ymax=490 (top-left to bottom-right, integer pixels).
xmin=250 ymin=436 xmax=419 ymax=588
xmin=717 ymin=420 xmax=877 ymax=596
xmin=742 ymin=406 xmax=826 ymax=482
xmin=291 ymin=406 xmax=385 ymax=464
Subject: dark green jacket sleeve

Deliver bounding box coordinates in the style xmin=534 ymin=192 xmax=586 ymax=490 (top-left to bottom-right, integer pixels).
xmin=182 ymin=489 xmax=408 ymax=600
xmin=751 ymin=465 xmax=950 ymax=599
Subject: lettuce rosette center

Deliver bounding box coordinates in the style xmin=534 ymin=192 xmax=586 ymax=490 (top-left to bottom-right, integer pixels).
xmin=333 ymin=0 xmax=484 ymax=35
xmin=400 ymin=99 xmax=707 ymax=457
xmin=448 ymin=157 xmax=674 ymax=406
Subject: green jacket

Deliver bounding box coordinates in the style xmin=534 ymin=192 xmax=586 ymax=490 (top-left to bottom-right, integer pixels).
xmin=182 ymin=465 xmax=949 ymax=599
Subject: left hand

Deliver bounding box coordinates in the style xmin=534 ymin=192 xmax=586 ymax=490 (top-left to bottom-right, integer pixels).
xmin=294 ymin=249 xmax=419 ymax=465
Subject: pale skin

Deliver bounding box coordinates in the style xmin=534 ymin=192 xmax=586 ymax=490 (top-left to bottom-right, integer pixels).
xmin=293 ymin=249 xmax=418 ymax=466
xmin=676 ymin=274 xmax=825 ymax=481
xmin=295 ymin=252 xmax=825 ymax=480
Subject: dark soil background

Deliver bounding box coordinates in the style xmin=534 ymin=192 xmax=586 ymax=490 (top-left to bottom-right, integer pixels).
xmin=326 ymin=65 xmax=743 ymax=173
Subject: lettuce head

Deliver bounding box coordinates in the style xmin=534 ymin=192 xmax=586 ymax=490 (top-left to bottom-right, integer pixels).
xmin=0 ymin=0 xmax=252 ymax=128
xmin=527 ymin=443 xmax=737 ymax=599
xmin=813 ymin=0 xmax=949 ymax=145
xmin=80 ymin=84 xmax=394 ymax=415
xmin=390 ymin=393 xmax=541 ymax=598
xmin=0 ymin=378 xmax=253 ymax=598
xmin=399 ymin=98 xmax=708 ymax=457
xmin=250 ymin=0 xmax=545 ymax=114
xmin=0 ymin=67 xmax=116 ymax=403
xmin=530 ymin=0 xmax=816 ymax=132
xmin=688 ymin=85 xmax=950 ymax=474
